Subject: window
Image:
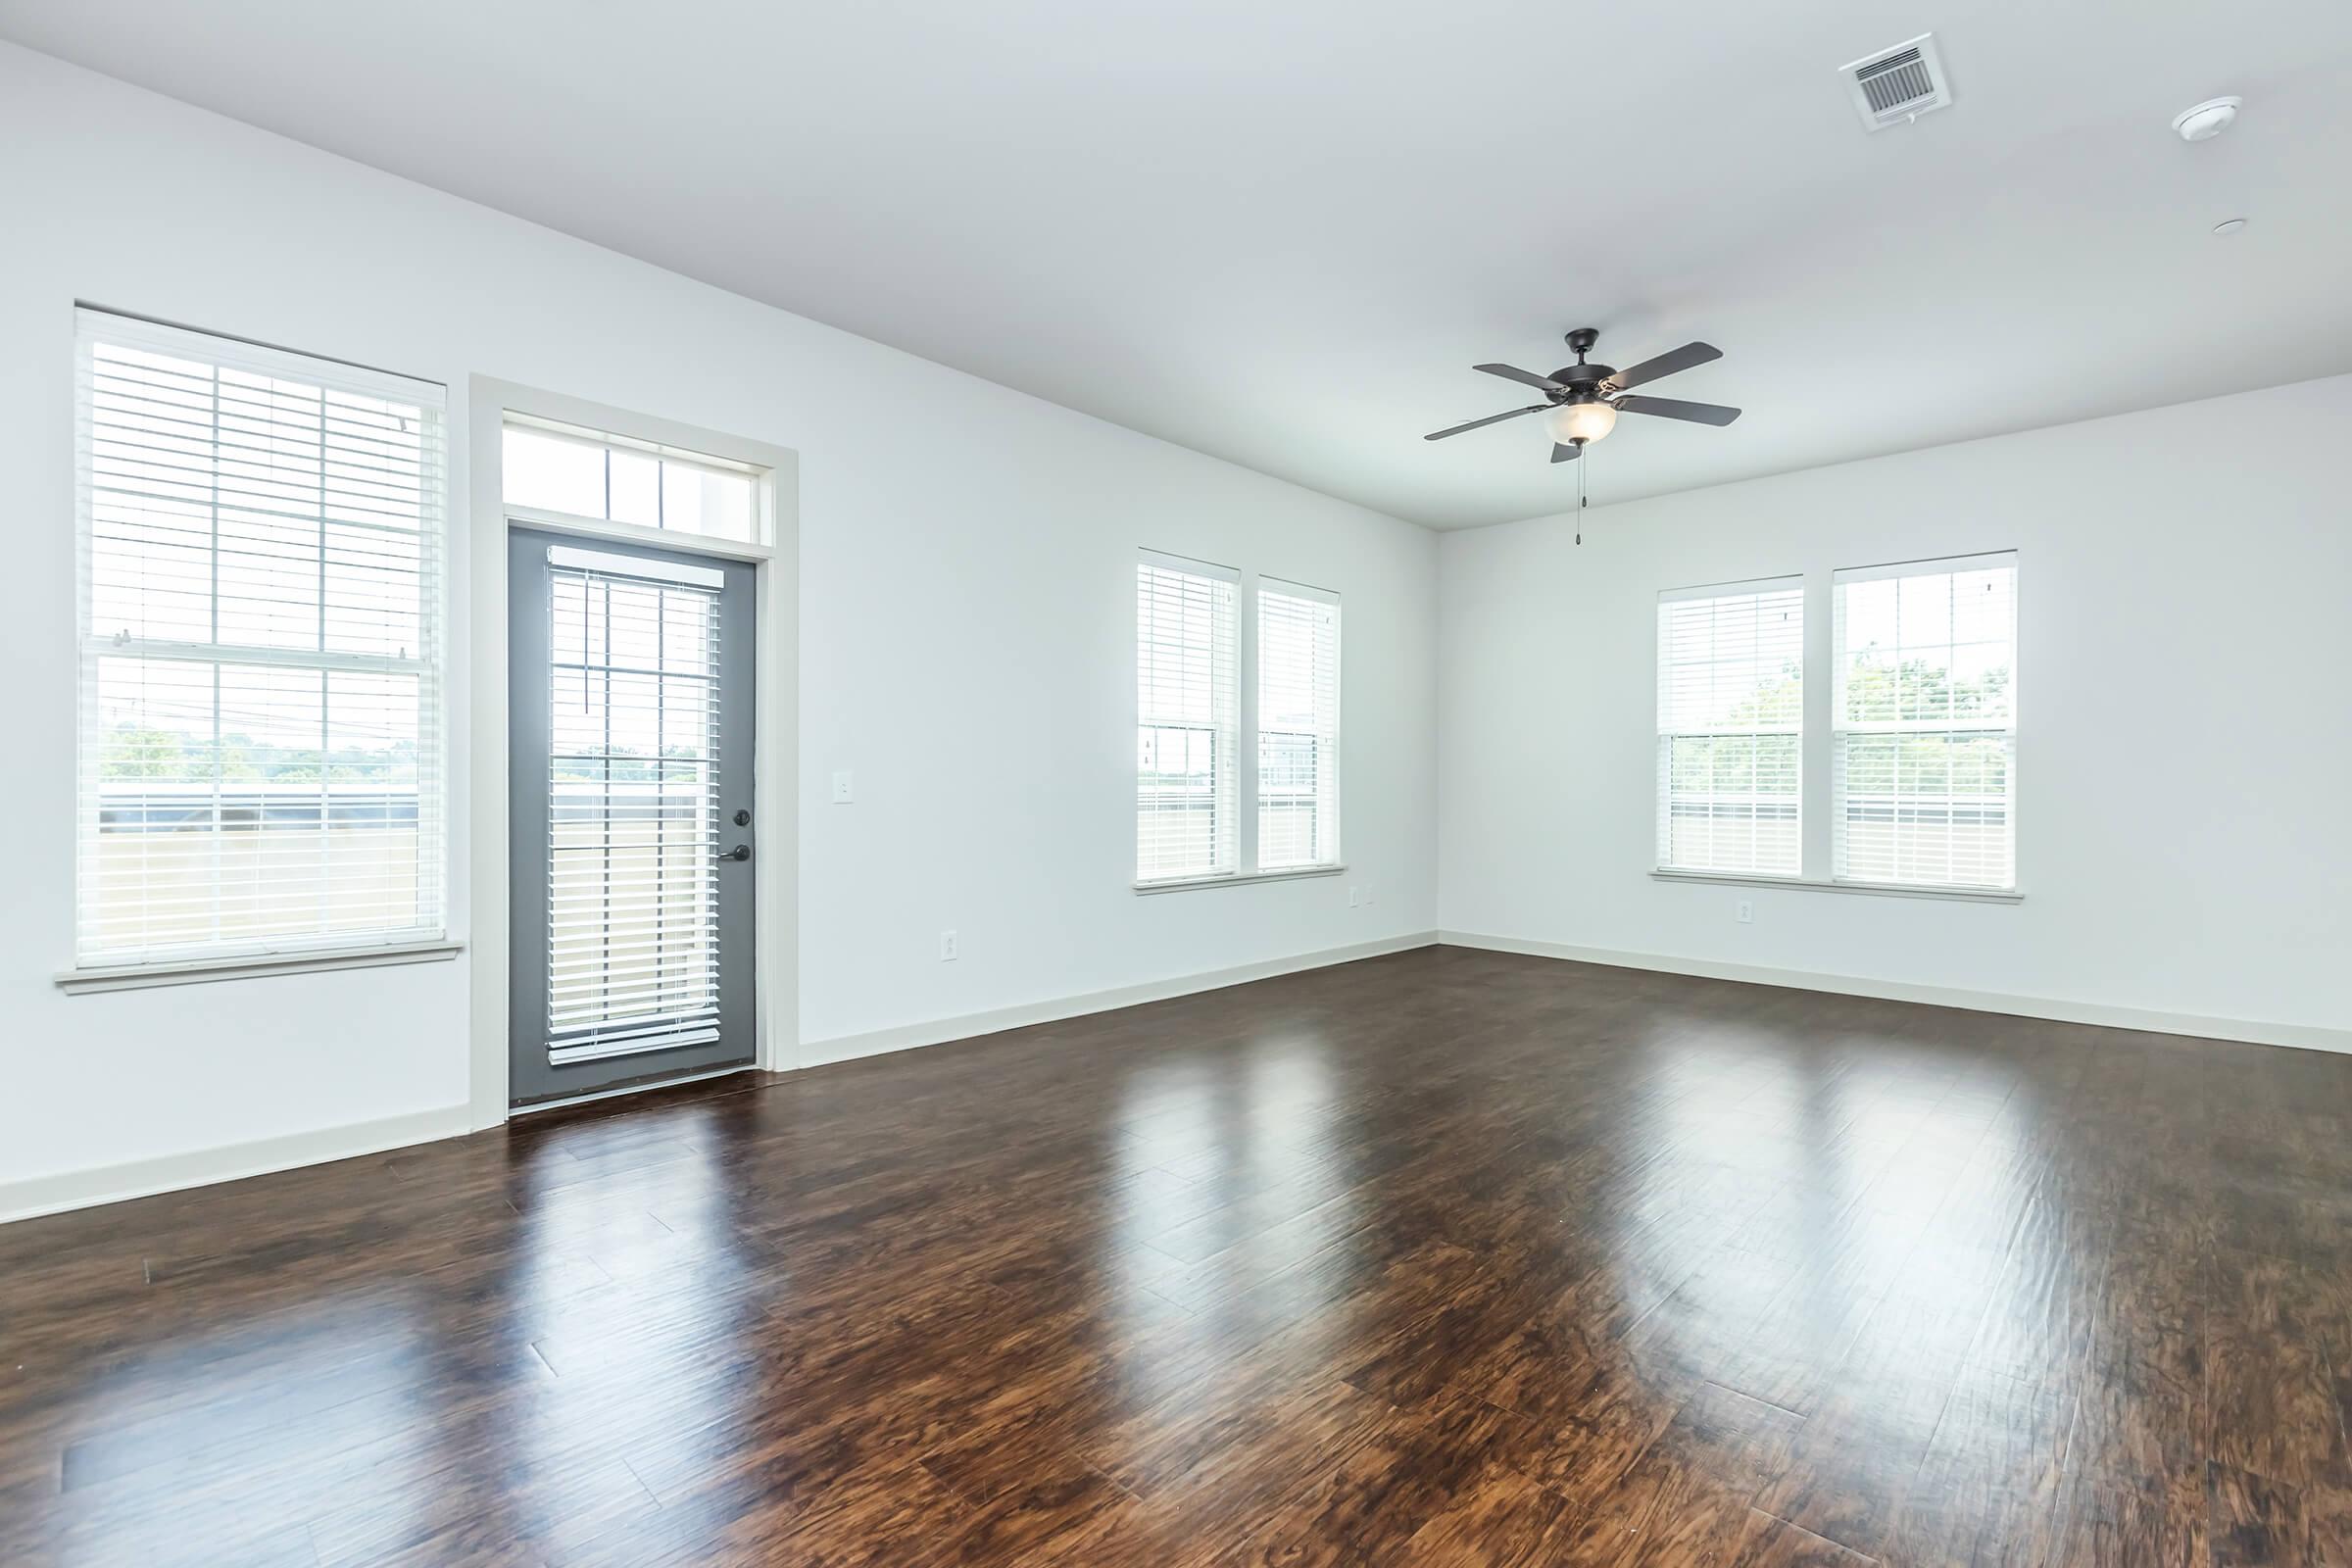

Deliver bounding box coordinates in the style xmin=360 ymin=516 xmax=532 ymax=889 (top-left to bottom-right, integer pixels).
xmin=1136 ymin=552 xmax=1239 ymax=882
xmin=502 ymin=415 xmax=760 ymax=542
xmin=1656 ymin=579 xmax=1804 ymax=876
xmin=1256 ymin=580 xmax=1341 ymax=870
xmin=1833 ymin=554 xmax=2018 ymax=889
xmin=545 ymin=550 xmax=726 ymax=1057
xmin=74 ymin=312 xmax=447 ymax=967
xmin=1136 ymin=553 xmax=1342 ymax=887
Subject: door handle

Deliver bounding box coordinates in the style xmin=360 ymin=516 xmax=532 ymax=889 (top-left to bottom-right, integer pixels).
xmin=722 ymin=844 xmax=752 ymax=862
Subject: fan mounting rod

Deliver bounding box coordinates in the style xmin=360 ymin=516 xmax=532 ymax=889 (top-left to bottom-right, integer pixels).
xmin=1546 ymin=327 xmax=1614 ymax=402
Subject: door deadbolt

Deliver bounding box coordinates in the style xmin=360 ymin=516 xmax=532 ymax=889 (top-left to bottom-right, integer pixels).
xmin=732 ymin=809 xmax=751 ymax=827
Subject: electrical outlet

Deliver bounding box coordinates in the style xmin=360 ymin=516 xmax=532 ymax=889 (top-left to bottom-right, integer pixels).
xmin=831 ymin=770 xmax=855 ymax=804
xmin=939 ymin=929 xmax=957 ymax=961
xmin=1736 ymin=899 xmax=1754 ymax=924
xmin=1363 ymin=885 xmax=1375 ymax=906
xmin=1348 ymin=885 xmax=1360 ymax=907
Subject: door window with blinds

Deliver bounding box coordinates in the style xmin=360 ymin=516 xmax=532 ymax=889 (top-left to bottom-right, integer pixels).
xmin=544 ymin=551 xmax=726 ymax=1062
xmin=1833 ymin=554 xmax=2018 ymax=889
xmin=1136 ymin=552 xmax=1240 ymax=882
xmin=1656 ymin=579 xmax=1804 ymax=876
xmin=1257 ymin=580 xmax=1341 ymax=870
xmin=74 ymin=312 xmax=445 ymax=968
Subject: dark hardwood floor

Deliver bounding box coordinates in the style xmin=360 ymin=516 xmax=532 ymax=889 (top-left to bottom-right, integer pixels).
xmin=4 ymin=945 xmax=2349 ymax=1565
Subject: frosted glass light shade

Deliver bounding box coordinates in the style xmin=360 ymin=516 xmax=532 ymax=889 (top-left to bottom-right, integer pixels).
xmin=1547 ymin=401 xmax=1618 ymax=444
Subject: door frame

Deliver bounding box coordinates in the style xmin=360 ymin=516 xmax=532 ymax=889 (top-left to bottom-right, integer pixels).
xmin=466 ymin=376 xmax=799 ymax=1128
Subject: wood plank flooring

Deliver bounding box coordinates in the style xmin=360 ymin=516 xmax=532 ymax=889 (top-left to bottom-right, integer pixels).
xmin=4 ymin=945 xmax=2349 ymax=1565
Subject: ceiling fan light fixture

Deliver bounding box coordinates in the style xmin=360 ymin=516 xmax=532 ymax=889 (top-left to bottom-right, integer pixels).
xmin=1548 ymin=401 xmax=1617 ymax=445
xmin=1429 ymin=330 xmax=1737 ymax=458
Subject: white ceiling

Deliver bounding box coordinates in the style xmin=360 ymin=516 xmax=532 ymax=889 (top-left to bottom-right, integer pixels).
xmin=7 ymin=1 xmax=2350 ymax=528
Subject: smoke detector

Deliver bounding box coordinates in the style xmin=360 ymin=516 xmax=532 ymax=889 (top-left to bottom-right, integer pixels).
xmin=1839 ymin=33 xmax=1953 ymax=130
xmin=2173 ymin=96 xmax=2241 ymax=142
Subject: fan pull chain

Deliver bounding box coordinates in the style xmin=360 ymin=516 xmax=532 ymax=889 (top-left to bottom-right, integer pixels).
xmin=1576 ymin=445 xmax=1587 ymax=545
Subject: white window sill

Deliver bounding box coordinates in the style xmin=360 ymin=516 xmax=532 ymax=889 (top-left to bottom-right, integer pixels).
xmin=56 ymin=940 xmax=465 ymax=995
xmin=1135 ymin=864 xmax=1346 ymax=896
xmin=1649 ymin=869 xmax=2022 ymax=906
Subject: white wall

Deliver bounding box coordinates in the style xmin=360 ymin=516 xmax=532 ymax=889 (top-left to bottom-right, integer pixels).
xmin=1439 ymin=373 xmax=2352 ymax=1040
xmin=0 ymin=43 xmax=1438 ymax=1197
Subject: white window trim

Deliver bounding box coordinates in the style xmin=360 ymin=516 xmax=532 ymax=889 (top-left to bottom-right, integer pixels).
xmin=62 ymin=311 xmax=456 ymax=990
xmin=1648 ymin=869 xmax=2022 ymax=905
xmin=502 ymin=503 xmax=777 ymax=564
xmin=1652 ymin=555 xmax=2024 ymax=903
xmin=1133 ymin=864 xmax=1347 ymax=895
xmin=1135 ymin=554 xmax=1344 ymax=893
xmin=57 ymin=940 xmax=464 ymax=995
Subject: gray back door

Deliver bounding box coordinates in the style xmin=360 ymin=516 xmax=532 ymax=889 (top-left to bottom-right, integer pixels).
xmin=509 ymin=529 xmax=756 ymax=1103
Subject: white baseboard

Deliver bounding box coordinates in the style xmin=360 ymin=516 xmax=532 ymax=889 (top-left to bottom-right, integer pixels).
xmin=42 ymin=923 xmax=2315 ymax=1225
xmin=799 ymin=930 xmax=1443 ymax=1069
xmin=1440 ymin=930 xmax=2350 ymax=1055
xmin=0 ymin=1103 xmax=473 ymax=1226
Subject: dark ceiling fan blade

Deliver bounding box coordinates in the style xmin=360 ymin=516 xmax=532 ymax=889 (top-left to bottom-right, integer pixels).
xmin=1614 ymin=394 xmax=1741 ymax=426
xmin=1550 ymin=442 xmax=1582 ymax=464
xmin=1474 ymin=363 xmax=1567 ymax=393
xmin=1424 ymin=404 xmax=1547 ymax=441
xmin=1607 ymin=342 xmax=1722 ymax=392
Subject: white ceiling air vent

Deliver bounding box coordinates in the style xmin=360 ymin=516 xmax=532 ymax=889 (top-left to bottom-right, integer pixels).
xmin=1840 ymin=33 xmax=1952 ymax=130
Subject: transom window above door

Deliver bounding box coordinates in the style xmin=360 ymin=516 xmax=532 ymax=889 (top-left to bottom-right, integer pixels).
xmin=501 ymin=414 xmax=768 ymax=544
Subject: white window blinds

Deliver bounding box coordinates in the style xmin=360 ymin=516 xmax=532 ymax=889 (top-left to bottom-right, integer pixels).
xmin=74 ymin=312 xmax=447 ymax=966
xmin=1833 ymin=554 xmax=2018 ymax=889
xmin=1257 ymin=580 xmax=1341 ymax=870
xmin=547 ymin=552 xmax=724 ymax=1061
xmin=1656 ymin=579 xmax=1803 ymax=876
xmin=1137 ymin=552 xmax=1239 ymax=883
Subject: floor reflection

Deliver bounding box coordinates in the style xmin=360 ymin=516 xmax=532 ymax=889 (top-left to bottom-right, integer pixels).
xmin=5 ymin=950 xmax=2342 ymax=1564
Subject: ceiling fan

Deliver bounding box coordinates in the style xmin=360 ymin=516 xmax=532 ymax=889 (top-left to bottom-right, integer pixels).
xmin=1425 ymin=327 xmax=1740 ymax=464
